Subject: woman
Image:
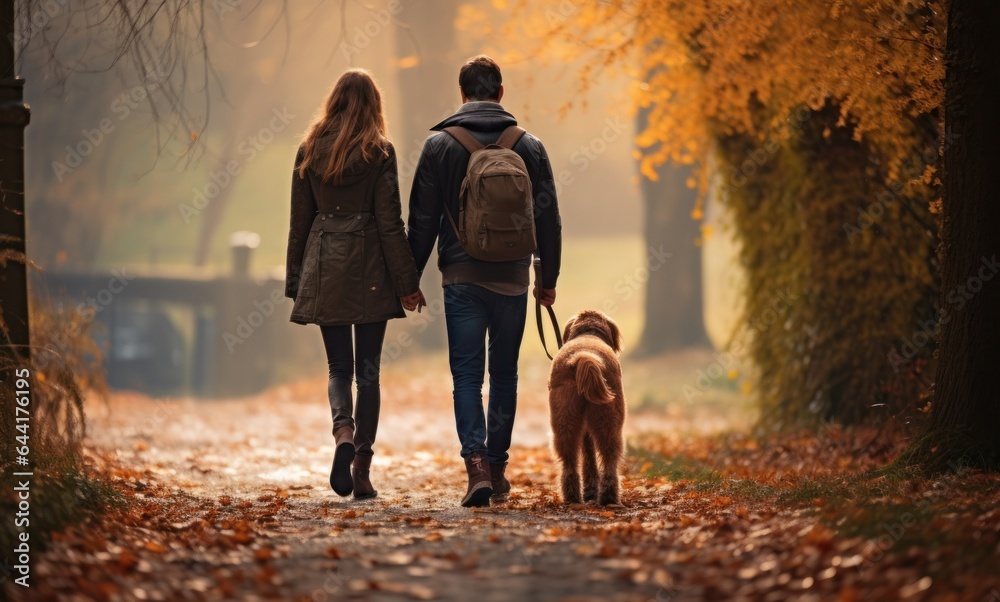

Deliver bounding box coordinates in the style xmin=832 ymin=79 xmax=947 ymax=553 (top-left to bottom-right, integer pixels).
xmin=285 ymin=69 xmax=424 ymax=500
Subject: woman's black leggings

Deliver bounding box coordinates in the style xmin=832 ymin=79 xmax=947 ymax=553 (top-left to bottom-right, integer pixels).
xmin=320 ymin=321 xmax=387 ymax=457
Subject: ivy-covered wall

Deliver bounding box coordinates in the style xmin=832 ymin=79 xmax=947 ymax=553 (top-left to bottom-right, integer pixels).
xmin=718 ymin=105 xmax=939 ymax=426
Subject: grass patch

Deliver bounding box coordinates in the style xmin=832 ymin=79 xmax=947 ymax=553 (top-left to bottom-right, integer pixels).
xmin=629 ymin=444 xmax=719 ymax=483
xmin=0 ymin=454 xmax=123 ymax=555
xmin=631 ymin=430 xmax=1000 ymax=581
xmin=777 ymin=465 xmax=918 ymax=505
xmin=1 ymin=300 xmax=124 ymax=560
xmin=628 ymin=443 xmax=780 ymax=500
xmin=705 ymin=478 xmax=777 ymax=500
xmin=630 ymin=436 xmax=931 ymax=507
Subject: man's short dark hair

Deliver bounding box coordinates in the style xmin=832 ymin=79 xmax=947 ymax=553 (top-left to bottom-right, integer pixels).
xmin=459 ymin=55 xmax=502 ymax=101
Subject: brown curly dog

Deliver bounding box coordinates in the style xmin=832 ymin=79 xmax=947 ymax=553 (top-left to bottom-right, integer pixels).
xmin=547 ymin=310 xmax=625 ymax=505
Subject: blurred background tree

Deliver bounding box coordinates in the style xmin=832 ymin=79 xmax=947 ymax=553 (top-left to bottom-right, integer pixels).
xmin=6 ymin=0 xmax=995 ymax=475
xmin=14 ymin=1 xmax=299 ymax=268
xmin=392 ymin=0 xmax=463 ymax=349
xmin=634 ymin=104 xmax=710 ymax=355
xmin=14 ymin=0 xmax=649 ymax=396
xmin=14 ymin=0 xmax=982 ymax=438
xmin=512 ymin=0 xmax=945 ymax=426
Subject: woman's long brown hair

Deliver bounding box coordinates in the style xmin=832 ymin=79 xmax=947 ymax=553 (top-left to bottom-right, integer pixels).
xmin=298 ymin=69 xmax=390 ymax=183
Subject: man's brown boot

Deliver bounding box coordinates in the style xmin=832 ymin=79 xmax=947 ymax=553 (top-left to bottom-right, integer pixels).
xmin=352 ymin=455 xmax=377 ymax=500
xmin=330 ymin=426 xmax=355 ymax=496
xmin=461 ymin=453 xmax=493 ymax=507
xmin=489 ymin=461 xmax=510 ymax=504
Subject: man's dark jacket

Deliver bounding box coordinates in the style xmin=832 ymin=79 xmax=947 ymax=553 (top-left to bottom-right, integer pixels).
xmin=407 ymin=101 xmax=562 ymax=290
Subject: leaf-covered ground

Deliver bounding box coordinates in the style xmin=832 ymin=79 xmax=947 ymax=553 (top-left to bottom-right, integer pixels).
xmin=8 ymin=358 xmax=1000 ymax=601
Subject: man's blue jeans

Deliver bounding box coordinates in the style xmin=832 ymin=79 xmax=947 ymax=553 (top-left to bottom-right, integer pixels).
xmin=443 ymin=283 xmax=527 ymax=464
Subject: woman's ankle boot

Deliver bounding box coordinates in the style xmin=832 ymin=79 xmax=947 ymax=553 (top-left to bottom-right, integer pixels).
xmin=352 ymin=454 xmax=377 ymax=500
xmin=330 ymin=426 xmax=355 ymax=496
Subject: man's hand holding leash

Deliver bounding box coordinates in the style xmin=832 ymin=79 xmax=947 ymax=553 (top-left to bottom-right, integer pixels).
xmin=534 ymin=286 xmax=557 ymax=307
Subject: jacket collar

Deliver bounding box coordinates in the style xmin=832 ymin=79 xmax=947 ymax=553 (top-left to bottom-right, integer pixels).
xmin=430 ymin=101 xmax=518 ymax=132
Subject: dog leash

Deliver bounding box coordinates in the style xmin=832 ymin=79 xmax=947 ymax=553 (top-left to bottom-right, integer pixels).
xmin=536 ymin=300 xmax=563 ymax=361
xmin=533 ymin=258 xmax=563 ymax=360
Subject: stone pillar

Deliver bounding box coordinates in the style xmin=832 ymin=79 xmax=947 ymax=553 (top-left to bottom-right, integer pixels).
xmin=0 ymin=4 xmax=32 ymax=363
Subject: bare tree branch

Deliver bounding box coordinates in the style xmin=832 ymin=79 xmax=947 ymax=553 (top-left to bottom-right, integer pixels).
xmin=15 ymin=0 xmax=292 ymax=170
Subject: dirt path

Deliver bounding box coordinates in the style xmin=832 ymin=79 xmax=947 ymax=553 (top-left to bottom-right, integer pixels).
xmin=12 ymin=357 xmax=998 ymax=601
xmin=19 ymin=359 xmax=725 ymax=601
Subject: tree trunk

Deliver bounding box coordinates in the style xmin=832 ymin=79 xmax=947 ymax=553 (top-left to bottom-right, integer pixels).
xmin=916 ymin=0 xmax=1000 ymax=469
xmin=634 ymin=110 xmax=709 ymax=356
xmin=393 ymin=0 xmax=460 ymax=350
xmin=0 ymin=3 xmax=32 ymax=364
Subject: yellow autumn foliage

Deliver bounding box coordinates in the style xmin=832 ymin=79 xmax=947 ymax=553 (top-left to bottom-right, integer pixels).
xmin=509 ymin=0 xmax=943 ymax=189
xmin=501 ymin=0 xmax=943 ymax=425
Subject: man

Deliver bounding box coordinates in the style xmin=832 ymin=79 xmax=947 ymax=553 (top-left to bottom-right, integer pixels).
xmin=407 ymin=55 xmax=562 ymax=507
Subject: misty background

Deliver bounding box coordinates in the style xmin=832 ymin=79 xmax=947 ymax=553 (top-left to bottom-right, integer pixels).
xmin=19 ymin=0 xmax=741 ymax=396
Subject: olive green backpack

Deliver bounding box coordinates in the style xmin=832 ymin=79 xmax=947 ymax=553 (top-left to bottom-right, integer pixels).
xmin=442 ymin=125 xmax=536 ymax=262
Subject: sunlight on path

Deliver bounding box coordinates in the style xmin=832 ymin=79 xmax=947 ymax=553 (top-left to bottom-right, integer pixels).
xmin=18 ymin=356 xmax=985 ymax=601
xmin=64 ymin=353 xmax=746 ymax=600
xmin=85 ymin=353 xmax=744 ymax=499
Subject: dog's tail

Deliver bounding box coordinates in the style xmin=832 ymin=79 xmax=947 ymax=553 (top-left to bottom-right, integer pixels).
xmin=573 ymin=351 xmax=614 ymax=404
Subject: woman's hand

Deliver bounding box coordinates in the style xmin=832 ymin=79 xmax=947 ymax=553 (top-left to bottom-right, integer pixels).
xmin=401 ymin=289 xmax=426 ymax=312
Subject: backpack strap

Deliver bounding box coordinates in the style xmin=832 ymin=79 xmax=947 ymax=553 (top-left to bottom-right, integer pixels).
xmin=441 ymin=127 xmax=481 ymax=243
xmin=442 ymin=203 xmax=463 ymax=242
xmin=443 ymin=127 xmax=485 ymax=153
xmin=495 ymin=125 xmax=526 ymax=150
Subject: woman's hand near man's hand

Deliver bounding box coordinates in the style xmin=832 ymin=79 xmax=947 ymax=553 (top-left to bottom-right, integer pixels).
xmin=404 ymin=287 xmax=552 ymax=311
xmin=401 ymin=289 xmax=426 ymax=312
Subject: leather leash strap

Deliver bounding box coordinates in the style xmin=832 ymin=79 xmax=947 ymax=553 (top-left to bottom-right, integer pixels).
xmin=533 ymin=257 xmax=562 ymax=360
xmin=536 ymin=298 xmax=563 ymax=361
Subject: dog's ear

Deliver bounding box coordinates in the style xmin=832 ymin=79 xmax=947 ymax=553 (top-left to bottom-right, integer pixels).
xmin=562 ymin=316 xmax=577 ymax=343
xmin=606 ymin=315 xmax=623 ymax=354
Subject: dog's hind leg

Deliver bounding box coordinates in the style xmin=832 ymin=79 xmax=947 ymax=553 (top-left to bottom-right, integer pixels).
xmin=594 ymin=418 xmax=624 ymax=506
xmin=582 ymin=433 xmax=599 ymax=502
xmin=552 ymin=407 xmax=584 ymax=504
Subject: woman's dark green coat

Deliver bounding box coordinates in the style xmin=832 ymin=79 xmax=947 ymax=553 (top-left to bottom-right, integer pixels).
xmin=285 ymin=142 xmax=420 ymax=326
